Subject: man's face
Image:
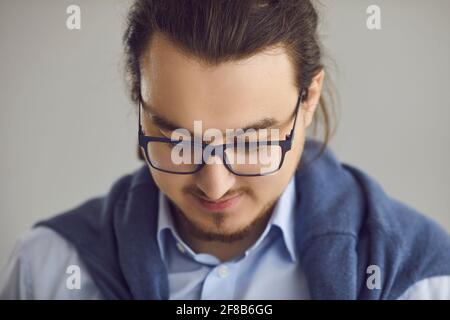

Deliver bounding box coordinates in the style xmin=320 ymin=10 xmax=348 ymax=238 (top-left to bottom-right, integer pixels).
xmin=139 ymin=33 xmax=322 ymax=242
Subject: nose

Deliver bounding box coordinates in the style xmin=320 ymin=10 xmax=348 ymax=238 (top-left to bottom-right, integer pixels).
xmin=195 ymin=157 xmax=236 ymax=201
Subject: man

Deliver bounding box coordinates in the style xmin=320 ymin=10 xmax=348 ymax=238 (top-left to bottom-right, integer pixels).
xmin=1 ymin=0 xmax=450 ymax=300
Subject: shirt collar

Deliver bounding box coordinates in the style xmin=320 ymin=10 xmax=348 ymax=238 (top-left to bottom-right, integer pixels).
xmin=156 ymin=191 xmax=181 ymax=263
xmin=156 ymin=176 xmax=298 ymax=263
xmin=269 ymin=176 xmax=298 ymax=262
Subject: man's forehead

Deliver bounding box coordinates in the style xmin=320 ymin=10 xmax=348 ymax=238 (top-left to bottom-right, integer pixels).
xmin=139 ymin=34 xmax=300 ymax=134
xmin=139 ymin=33 xmax=298 ymax=114
xmin=141 ymin=99 xmax=283 ymax=136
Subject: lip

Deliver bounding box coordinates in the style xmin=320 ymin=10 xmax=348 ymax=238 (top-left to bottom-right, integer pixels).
xmin=191 ymin=193 xmax=243 ymax=212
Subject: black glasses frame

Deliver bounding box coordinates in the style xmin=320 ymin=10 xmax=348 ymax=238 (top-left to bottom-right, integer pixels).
xmin=138 ymin=88 xmax=306 ymax=176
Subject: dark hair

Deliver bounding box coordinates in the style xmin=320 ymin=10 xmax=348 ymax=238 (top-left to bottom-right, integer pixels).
xmin=123 ymin=0 xmax=338 ymax=162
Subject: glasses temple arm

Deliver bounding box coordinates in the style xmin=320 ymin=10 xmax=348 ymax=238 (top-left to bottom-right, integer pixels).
xmin=287 ymin=88 xmax=307 ymax=142
xmin=138 ymin=99 xmax=145 ymax=135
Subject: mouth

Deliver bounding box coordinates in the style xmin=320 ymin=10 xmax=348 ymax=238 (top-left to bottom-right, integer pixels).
xmin=191 ymin=193 xmax=243 ymax=212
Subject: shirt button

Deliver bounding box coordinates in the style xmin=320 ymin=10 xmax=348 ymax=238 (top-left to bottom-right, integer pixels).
xmin=217 ymin=265 xmax=229 ymax=278
xmin=176 ymin=242 xmax=186 ymax=254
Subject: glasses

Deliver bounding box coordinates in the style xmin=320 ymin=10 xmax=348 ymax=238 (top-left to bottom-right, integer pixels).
xmin=138 ymin=88 xmax=306 ymax=176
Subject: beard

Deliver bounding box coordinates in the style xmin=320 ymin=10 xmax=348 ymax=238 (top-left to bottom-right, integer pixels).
xmin=168 ymin=195 xmax=278 ymax=244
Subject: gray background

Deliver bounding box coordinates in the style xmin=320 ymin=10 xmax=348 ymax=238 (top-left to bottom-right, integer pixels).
xmin=1 ymin=0 xmax=449 ymax=267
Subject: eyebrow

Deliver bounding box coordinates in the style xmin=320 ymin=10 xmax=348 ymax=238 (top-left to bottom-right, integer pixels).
xmin=242 ymin=118 xmax=279 ymax=132
xmin=141 ymin=101 xmax=185 ymax=132
xmin=141 ymin=101 xmax=282 ymax=136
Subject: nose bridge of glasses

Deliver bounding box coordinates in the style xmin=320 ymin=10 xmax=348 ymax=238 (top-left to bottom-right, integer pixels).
xmin=202 ymin=142 xmax=226 ymax=165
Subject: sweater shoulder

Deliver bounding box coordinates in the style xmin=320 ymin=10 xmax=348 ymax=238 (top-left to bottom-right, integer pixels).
xmin=343 ymin=164 xmax=450 ymax=298
xmin=346 ymin=163 xmax=450 ymax=253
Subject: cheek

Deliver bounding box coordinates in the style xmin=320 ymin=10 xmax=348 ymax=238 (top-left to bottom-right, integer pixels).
xmin=285 ymin=143 xmax=303 ymax=170
xmin=150 ymin=168 xmax=190 ymax=199
xmin=285 ymin=125 xmax=306 ymax=169
xmin=251 ymin=141 xmax=304 ymax=196
xmin=244 ymin=173 xmax=290 ymax=202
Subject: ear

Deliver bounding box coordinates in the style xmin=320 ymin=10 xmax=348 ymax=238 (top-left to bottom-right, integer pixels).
xmin=302 ymin=69 xmax=325 ymax=128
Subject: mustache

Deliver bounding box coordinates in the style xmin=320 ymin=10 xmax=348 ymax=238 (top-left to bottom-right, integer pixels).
xmin=182 ymin=185 xmax=254 ymax=201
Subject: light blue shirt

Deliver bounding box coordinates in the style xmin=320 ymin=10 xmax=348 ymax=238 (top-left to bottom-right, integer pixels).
xmin=157 ymin=177 xmax=310 ymax=299
xmin=1 ymin=175 xmax=449 ymax=299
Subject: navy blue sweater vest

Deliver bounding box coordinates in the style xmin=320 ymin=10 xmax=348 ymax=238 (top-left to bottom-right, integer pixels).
xmin=36 ymin=140 xmax=450 ymax=299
